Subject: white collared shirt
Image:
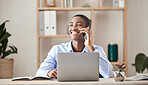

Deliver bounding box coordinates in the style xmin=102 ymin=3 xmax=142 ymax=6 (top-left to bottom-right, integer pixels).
xmin=35 ymin=41 xmax=114 ymax=78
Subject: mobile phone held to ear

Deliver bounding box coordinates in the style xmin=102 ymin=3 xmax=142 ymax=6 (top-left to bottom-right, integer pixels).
xmin=82 ymin=27 xmax=90 ymax=40
xmin=83 ymin=33 xmax=87 ymax=40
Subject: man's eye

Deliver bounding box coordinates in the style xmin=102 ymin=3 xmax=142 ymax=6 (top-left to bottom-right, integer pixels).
xmin=77 ymin=24 xmax=82 ymax=26
xmin=69 ymin=24 xmax=73 ymax=27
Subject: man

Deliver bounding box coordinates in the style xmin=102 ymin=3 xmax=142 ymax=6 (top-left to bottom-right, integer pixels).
xmin=36 ymin=14 xmax=114 ymax=79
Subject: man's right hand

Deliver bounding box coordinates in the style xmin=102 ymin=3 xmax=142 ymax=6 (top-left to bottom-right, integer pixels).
xmin=47 ymin=69 xmax=57 ymax=79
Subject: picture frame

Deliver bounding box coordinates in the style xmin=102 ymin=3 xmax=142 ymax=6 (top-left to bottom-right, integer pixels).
xmin=45 ymin=0 xmax=56 ymax=7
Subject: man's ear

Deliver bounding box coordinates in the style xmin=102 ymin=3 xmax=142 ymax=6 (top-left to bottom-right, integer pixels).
xmin=67 ymin=26 xmax=70 ymax=35
xmin=88 ymin=19 xmax=91 ymax=30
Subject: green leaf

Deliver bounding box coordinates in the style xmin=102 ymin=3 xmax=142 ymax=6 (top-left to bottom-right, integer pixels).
xmin=0 ymin=46 xmax=2 ymax=56
xmin=2 ymin=50 xmax=11 ymax=58
xmin=132 ymin=63 xmax=135 ymax=66
xmin=1 ymin=39 xmax=8 ymax=53
xmin=0 ymin=20 xmax=9 ymax=38
xmin=0 ymin=22 xmax=6 ymax=38
xmin=132 ymin=53 xmax=148 ymax=73
xmin=2 ymin=46 xmax=17 ymax=58
xmin=9 ymin=45 xmax=17 ymax=53
xmin=0 ymin=32 xmax=11 ymax=42
xmin=0 ymin=20 xmax=17 ymax=59
xmin=0 ymin=27 xmax=6 ymax=39
xmin=142 ymin=57 xmax=148 ymax=72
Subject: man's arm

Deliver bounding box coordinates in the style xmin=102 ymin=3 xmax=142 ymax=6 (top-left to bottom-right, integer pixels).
xmin=35 ymin=46 xmax=57 ymax=77
xmin=93 ymin=45 xmax=114 ymax=78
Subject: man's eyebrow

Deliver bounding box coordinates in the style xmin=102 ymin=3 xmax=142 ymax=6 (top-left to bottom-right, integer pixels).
xmin=76 ymin=21 xmax=83 ymax=23
xmin=70 ymin=21 xmax=82 ymax=23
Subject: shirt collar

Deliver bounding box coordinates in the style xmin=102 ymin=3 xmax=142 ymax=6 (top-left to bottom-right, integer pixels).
xmin=82 ymin=46 xmax=89 ymax=53
xmin=67 ymin=40 xmax=73 ymax=52
xmin=67 ymin=40 xmax=89 ymax=53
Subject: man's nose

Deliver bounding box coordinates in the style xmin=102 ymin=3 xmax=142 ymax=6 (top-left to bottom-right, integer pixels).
xmin=71 ymin=25 xmax=78 ymax=30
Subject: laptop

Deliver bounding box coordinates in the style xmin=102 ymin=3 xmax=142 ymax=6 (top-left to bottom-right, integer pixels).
xmin=57 ymin=52 xmax=99 ymax=81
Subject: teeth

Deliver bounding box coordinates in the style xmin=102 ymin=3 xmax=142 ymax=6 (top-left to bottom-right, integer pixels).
xmin=71 ymin=31 xmax=79 ymax=34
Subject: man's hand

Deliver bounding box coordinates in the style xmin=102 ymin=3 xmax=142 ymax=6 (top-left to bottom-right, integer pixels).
xmin=47 ymin=69 xmax=57 ymax=79
xmin=79 ymin=28 xmax=95 ymax=52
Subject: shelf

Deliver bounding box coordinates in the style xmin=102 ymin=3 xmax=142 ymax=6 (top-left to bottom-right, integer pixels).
xmin=38 ymin=7 xmax=125 ymax=11
xmin=37 ymin=0 xmax=128 ymax=76
xmin=39 ymin=35 xmax=70 ymax=38
xmin=39 ymin=7 xmax=92 ymax=11
xmin=110 ymin=62 xmax=125 ymax=65
xmin=94 ymin=7 xmax=125 ymax=11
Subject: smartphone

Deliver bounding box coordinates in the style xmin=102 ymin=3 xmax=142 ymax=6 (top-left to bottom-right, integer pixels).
xmin=82 ymin=27 xmax=90 ymax=40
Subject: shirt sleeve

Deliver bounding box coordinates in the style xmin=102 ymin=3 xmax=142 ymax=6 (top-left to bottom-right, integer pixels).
xmin=93 ymin=46 xmax=114 ymax=78
xmin=35 ymin=46 xmax=57 ymax=77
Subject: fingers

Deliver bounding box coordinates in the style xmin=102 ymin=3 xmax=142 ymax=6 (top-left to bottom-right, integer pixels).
xmin=79 ymin=28 xmax=89 ymax=34
xmin=52 ymin=72 xmax=57 ymax=79
xmin=79 ymin=28 xmax=90 ymax=39
xmin=51 ymin=69 xmax=57 ymax=79
xmin=47 ymin=69 xmax=57 ymax=79
xmin=53 ymin=69 xmax=57 ymax=78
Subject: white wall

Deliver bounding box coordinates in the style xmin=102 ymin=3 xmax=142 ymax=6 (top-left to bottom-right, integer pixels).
xmin=0 ymin=0 xmax=148 ymax=77
xmin=127 ymin=0 xmax=148 ymax=76
xmin=0 ymin=0 xmax=37 ymax=77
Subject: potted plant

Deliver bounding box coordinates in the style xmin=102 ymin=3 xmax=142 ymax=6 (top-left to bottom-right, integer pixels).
xmin=0 ymin=20 xmax=17 ymax=78
xmin=113 ymin=63 xmax=126 ymax=81
xmin=132 ymin=53 xmax=148 ymax=75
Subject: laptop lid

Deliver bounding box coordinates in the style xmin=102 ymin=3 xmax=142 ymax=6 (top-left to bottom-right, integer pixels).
xmin=57 ymin=52 xmax=99 ymax=81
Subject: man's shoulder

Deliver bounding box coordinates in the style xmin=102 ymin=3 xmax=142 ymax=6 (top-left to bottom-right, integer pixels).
xmin=52 ymin=42 xmax=70 ymax=49
xmin=92 ymin=44 xmax=103 ymax=49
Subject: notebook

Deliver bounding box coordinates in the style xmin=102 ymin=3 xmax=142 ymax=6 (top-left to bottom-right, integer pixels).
xmin=125 ymin=75 xmax=148 ymax=81
xmin=12 ymin=76 xmax=52 ymax=81
xmin=57 ymin=52 xmax=99 ymax=81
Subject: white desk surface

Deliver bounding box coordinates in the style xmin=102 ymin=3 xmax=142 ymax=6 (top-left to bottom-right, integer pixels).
xmin=0 ymin=78 xmax=148 ymax=85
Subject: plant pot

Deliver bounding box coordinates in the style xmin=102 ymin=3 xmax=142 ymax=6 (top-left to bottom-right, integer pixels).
xmin=114 ymin=71 xmax=125 ymax=81
xmin=0 ymin=59 xmax=14 ymax=78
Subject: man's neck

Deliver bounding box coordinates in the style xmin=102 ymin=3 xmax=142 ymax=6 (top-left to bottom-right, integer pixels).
xmin=72 ymin=40 xmax=85 ymax=52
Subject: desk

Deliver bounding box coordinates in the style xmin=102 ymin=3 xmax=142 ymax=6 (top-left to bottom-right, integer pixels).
xmin=0 ymin=78 xmax=148 ymax=85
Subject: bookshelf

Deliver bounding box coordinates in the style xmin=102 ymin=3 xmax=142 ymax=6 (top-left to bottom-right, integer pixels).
xmin=36 ymin=0 xmax=128 ymax=76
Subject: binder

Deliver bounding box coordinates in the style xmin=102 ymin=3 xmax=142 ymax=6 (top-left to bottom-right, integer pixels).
xmin=39 ymin=11 xmax=44 ymax=35
xmin=119 ymin=0 xmax=124 ymax=8
xmin=113 ymin=0 xmax=119 ymax=7
xmin=44 ymin=11 xmax=56 ymax=35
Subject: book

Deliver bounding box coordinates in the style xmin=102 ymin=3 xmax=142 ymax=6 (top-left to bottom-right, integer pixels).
xmin=64 ymin=0 xmax=68 ymax=7
xmin=64 ymin=0 xmax=73 ymax=7
xmin=39 ymin=0 xmax=45 ymax=7
xmin=12 ymin=76 xmax=53 ymax=81
xmin=70 ymin=0 xmax=73 ymax=7
xmin=125 ymin=75 xmax=148 ymax=81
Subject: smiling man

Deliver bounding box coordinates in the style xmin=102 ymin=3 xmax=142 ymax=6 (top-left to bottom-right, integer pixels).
xmin=35 ymin=14 xmax=114 ymax=79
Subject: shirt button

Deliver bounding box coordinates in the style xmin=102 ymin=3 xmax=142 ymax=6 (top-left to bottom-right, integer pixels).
xmin=70 ymin=50 xmax=72 ymax=52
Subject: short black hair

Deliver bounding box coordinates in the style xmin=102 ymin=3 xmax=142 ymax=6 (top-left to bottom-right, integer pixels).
xmin=73 ymin=14 xmax=91 ymax=29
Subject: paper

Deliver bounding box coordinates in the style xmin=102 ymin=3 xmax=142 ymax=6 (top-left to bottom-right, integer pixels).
xmin=125 ymin=75 xmax=148 ymax=81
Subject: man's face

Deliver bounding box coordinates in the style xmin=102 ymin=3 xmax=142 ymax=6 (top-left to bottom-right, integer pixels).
xmin=69 ymin=17 xmax=87 ymax=40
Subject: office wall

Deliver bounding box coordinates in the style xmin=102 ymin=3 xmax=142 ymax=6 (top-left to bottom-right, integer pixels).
xmin=127 ymin=0 xmax=148 ymax=76
xmin=0 ymin=0 xmax=37 ymax=77
xmin=0 ymin=0 xmax=148 ymax=77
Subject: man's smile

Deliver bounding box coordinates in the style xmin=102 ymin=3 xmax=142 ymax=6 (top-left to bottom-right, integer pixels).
xmin=70 ymin=30 xmax=80 ymax=34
